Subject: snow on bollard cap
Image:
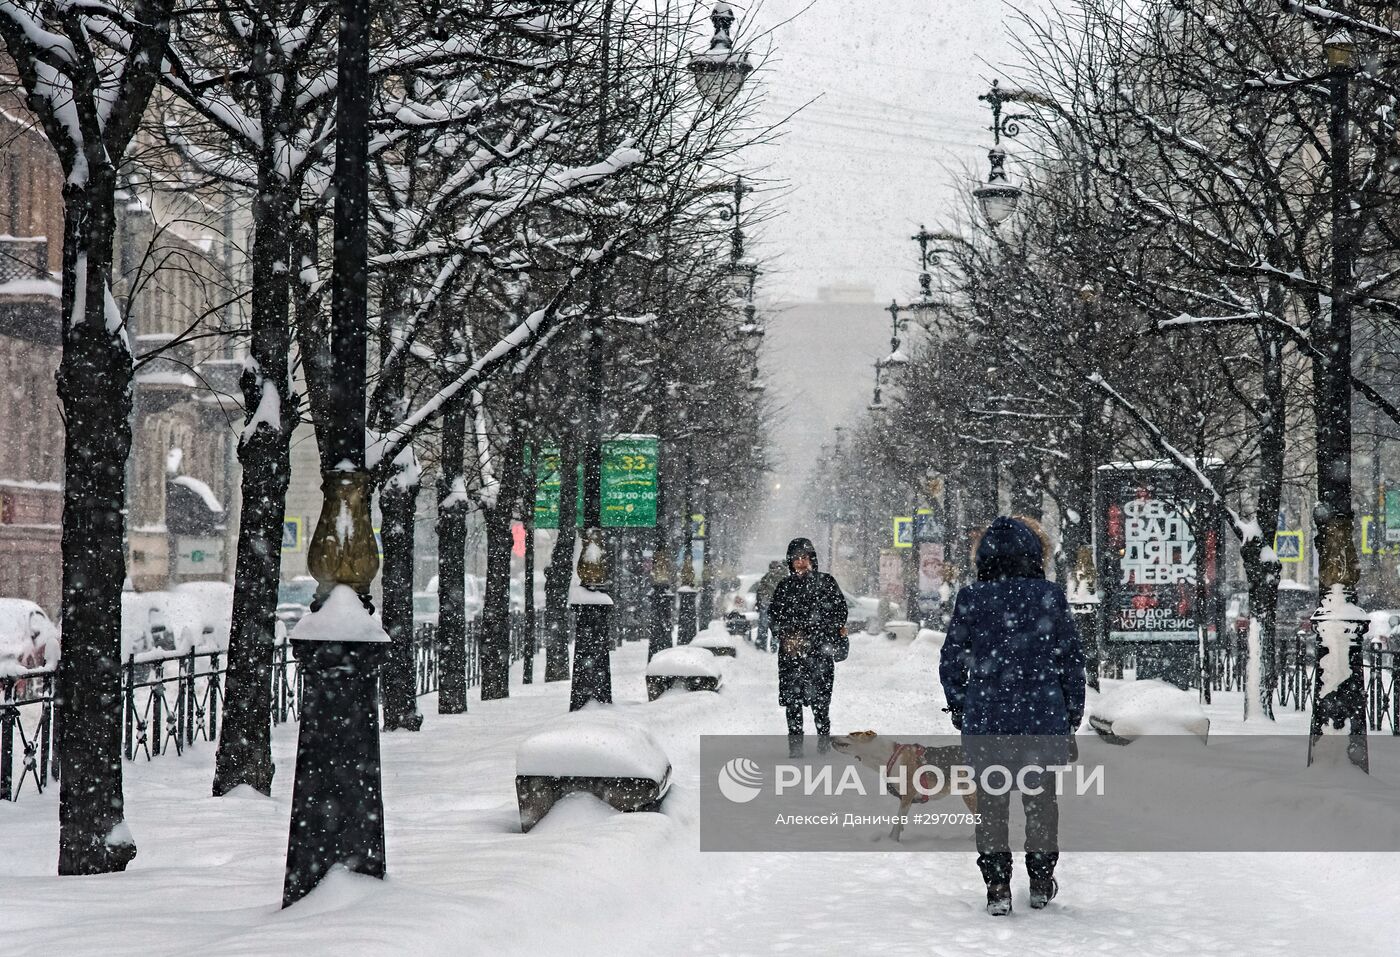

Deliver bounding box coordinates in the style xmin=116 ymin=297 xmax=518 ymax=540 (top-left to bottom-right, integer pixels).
xmin=289 ymin=584 xmax=389 ymax=643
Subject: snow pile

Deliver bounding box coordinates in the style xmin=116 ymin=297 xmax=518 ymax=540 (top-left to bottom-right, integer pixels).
xmin=1090 ymin=679 xmax=1210 ymax=740
xmin=516 ymin=718 xmax=670 ymax=783
xmin=568 ymin=583 xmax=615 ymax=606
xmin=289 ymin=585 xmax=389 ymax=643
xmin=645 ymin=646 xmax=721 ymax=679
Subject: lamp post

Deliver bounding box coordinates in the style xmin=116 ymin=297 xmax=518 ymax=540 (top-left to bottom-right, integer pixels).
xmin=688 ymin=3 xmax=752 ymax=109
xmin=974 ymin=80 xmax=1027 ymax=227
xmin=1308 ymin=29 xmax=1368 ymax=771
xmin=282 ymin=0 xmax=387 ymax=908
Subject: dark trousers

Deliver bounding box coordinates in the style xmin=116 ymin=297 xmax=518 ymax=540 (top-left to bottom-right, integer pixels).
xmin=785 ymin=701 xmax=830 ymax=737
xmin=975 ymin=787 xmax=1060 ymax=885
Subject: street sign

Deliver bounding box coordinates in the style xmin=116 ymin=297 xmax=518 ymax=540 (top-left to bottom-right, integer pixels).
xmin=1273 ymin=530 xmax=1303 ymax=564
xmin=912 ymin=507 xmax=943 ymax=544
xmin=282 ymin=517 xmax=303 ymax=552
xmin=175 ymin=535 xmax=225 ymax=575
xmin=892 ymin=516 xmax=912 ymax=549
xmin=1361 ymin=516 xmax=1397 ymax=556
xmin=534 ymin=436 xmax=659 ymax=529
xmin=1386 ymin=490 xmax=1400 ymax=543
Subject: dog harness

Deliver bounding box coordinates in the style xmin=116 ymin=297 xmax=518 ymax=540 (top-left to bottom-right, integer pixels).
xmin=885 ymin=742 xmax=936 ymax=803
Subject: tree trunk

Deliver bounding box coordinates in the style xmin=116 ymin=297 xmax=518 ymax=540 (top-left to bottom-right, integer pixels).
xmin=481 ymin=431 xmax=525 ymax=700
xmin=543 ymin=437 xmax=578 ymax=681
xmin=372 ymin=262 xmax=423 ymax=731
xmin=648 ymin=433 xmax=674 ymax=660
xmin=437 ymin=399 xmax=471 ymax=713
xmin=1247 ymin=321 xmax=1288 ymax=720
xmin=380 ymin=474 xmax=423 ymax=730
xmin=214 ymin=173 xmax=295 ymax=797
xmin=56 ymin=175 xmax=138 ymax=875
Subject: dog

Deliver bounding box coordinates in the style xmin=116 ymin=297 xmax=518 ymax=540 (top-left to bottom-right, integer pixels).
xmin=830 ymin=731 xmax=978 ymax=842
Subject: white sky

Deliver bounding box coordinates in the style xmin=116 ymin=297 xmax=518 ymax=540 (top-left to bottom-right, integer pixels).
xmin=735 ymin=0 xmax=1048 ymax=303
xmin=726 ymin=0 xmax=1053 ymax=564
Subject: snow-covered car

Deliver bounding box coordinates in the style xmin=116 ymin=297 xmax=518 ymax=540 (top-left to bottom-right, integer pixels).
xmin=845 ymin=595 xmax=881 ymax=634
xmin=1367 ymin=610 xmax=1400 ymax=653
xmin=1222 ymin=584 xmax=1318 ymax=648
xmin=418 ymin=574 xmax=485 ymax=624
xmin=0 ymin=599 xmax=60 ymax=691
xmin=278 ymin=576 xmax=319 ymax=608
xmin=276 ymin=602 xmax=310 ymax=629
xmin=120 ymin=582 xmax=234 ymax=664
xmin=412 ymin=591 xmax=439 ymax=627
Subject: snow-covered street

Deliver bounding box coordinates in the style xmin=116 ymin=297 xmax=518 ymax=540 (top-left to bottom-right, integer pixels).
xmin=2 ymin=629 xmax=1393 ymax=957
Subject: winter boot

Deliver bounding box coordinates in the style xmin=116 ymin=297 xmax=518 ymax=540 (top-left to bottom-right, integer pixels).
xmin=986 ymin=883 xmax=1012 ymax=917
xmin=787 ymin=735 xmax=804 ymax=759
xmin=816 ymin=734 xmax=831 ymax=754
xmin=1028 ymin=878 xmax=1058 ymax=910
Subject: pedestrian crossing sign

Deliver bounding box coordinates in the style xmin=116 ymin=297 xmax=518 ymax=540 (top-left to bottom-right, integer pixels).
xmin=1273 ymin=530 xmax=1303 ymax=563
xmin=893 ymin=516 xmax=913 ymax=549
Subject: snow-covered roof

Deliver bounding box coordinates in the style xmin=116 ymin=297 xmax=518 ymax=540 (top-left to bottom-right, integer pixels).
xmin=0 ymin=278 xmax=61 ymax=298
xmin=171 ymin=475 xmax=224 ymax=513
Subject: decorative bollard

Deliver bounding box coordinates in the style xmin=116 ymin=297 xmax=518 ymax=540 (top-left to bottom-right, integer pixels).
xmin=283 ymin=585 xmax=389 ymax=908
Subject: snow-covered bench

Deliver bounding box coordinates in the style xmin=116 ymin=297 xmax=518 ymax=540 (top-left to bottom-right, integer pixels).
xmin=645 ymin=646 xmax=723 ymax=701
xmin=1088 ymin=679 xmax=1211 ymax=744
xmin=690 ymin=631 xmax=737 ymax=657
xmin=514 ymin=722 xmax=672 ymax=833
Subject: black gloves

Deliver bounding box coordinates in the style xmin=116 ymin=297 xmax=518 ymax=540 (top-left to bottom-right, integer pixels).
xmin=942 ymin=706 xmax=963 ymax=731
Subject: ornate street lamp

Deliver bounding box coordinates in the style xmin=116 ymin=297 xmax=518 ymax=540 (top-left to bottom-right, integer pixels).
xmin=868 ymin=361 xmax=886 ymax=413
xmin=1308 ymin=24 xmax=1367 ymax=771
xmin=973 ymin=80 xmax=1026 ymax=227
xmin=688 ymin=3 xmax=753 ymax=109
xmin=282 ymin=0 xmax=387 ymax=908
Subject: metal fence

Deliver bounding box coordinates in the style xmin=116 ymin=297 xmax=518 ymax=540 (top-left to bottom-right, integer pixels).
xmin=1 ymin=615 xmax=545 ymax=802
xmin=1106 ymin=638 xmax=1399 ymax=734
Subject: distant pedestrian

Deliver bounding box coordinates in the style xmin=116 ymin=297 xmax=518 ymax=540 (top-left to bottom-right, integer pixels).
xmin=939 ymin=516 xmax=1085 ymax=917
xmin=725 ymin=595 xmax=751 ymax=639
xmin=754 ymin=559 xmax=788 ymax=651
xmin=769 ymin=537 xmax=848 ymax=757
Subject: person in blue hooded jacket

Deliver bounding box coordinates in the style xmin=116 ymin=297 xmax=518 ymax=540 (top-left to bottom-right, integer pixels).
xmin=939 ymin=516 xmax=1085 ymax=916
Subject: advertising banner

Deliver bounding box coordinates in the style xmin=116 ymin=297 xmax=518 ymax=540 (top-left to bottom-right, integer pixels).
xmin=917 ymin=543 xmax=945 ymax=597
xmin=1095 ymin=462 xmax=1223 ymax=644
xmin=878 ymin=550 xmax=903 ymax=599
xmin=534 ymin=435 xmax=658 ymax=529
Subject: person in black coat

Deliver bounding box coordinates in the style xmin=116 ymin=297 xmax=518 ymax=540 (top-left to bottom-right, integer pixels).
xmin=939 ymin=516 xmax=1085 ymax=916
xmin=768 ymin=537 xmax=848 ymax=757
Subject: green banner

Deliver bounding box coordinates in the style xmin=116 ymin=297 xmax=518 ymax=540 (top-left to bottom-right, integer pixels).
xmin=534 ymin=435 xmax=658 ymax=529
xmin=1387 ymin=490 xmax=1400 ymax=544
